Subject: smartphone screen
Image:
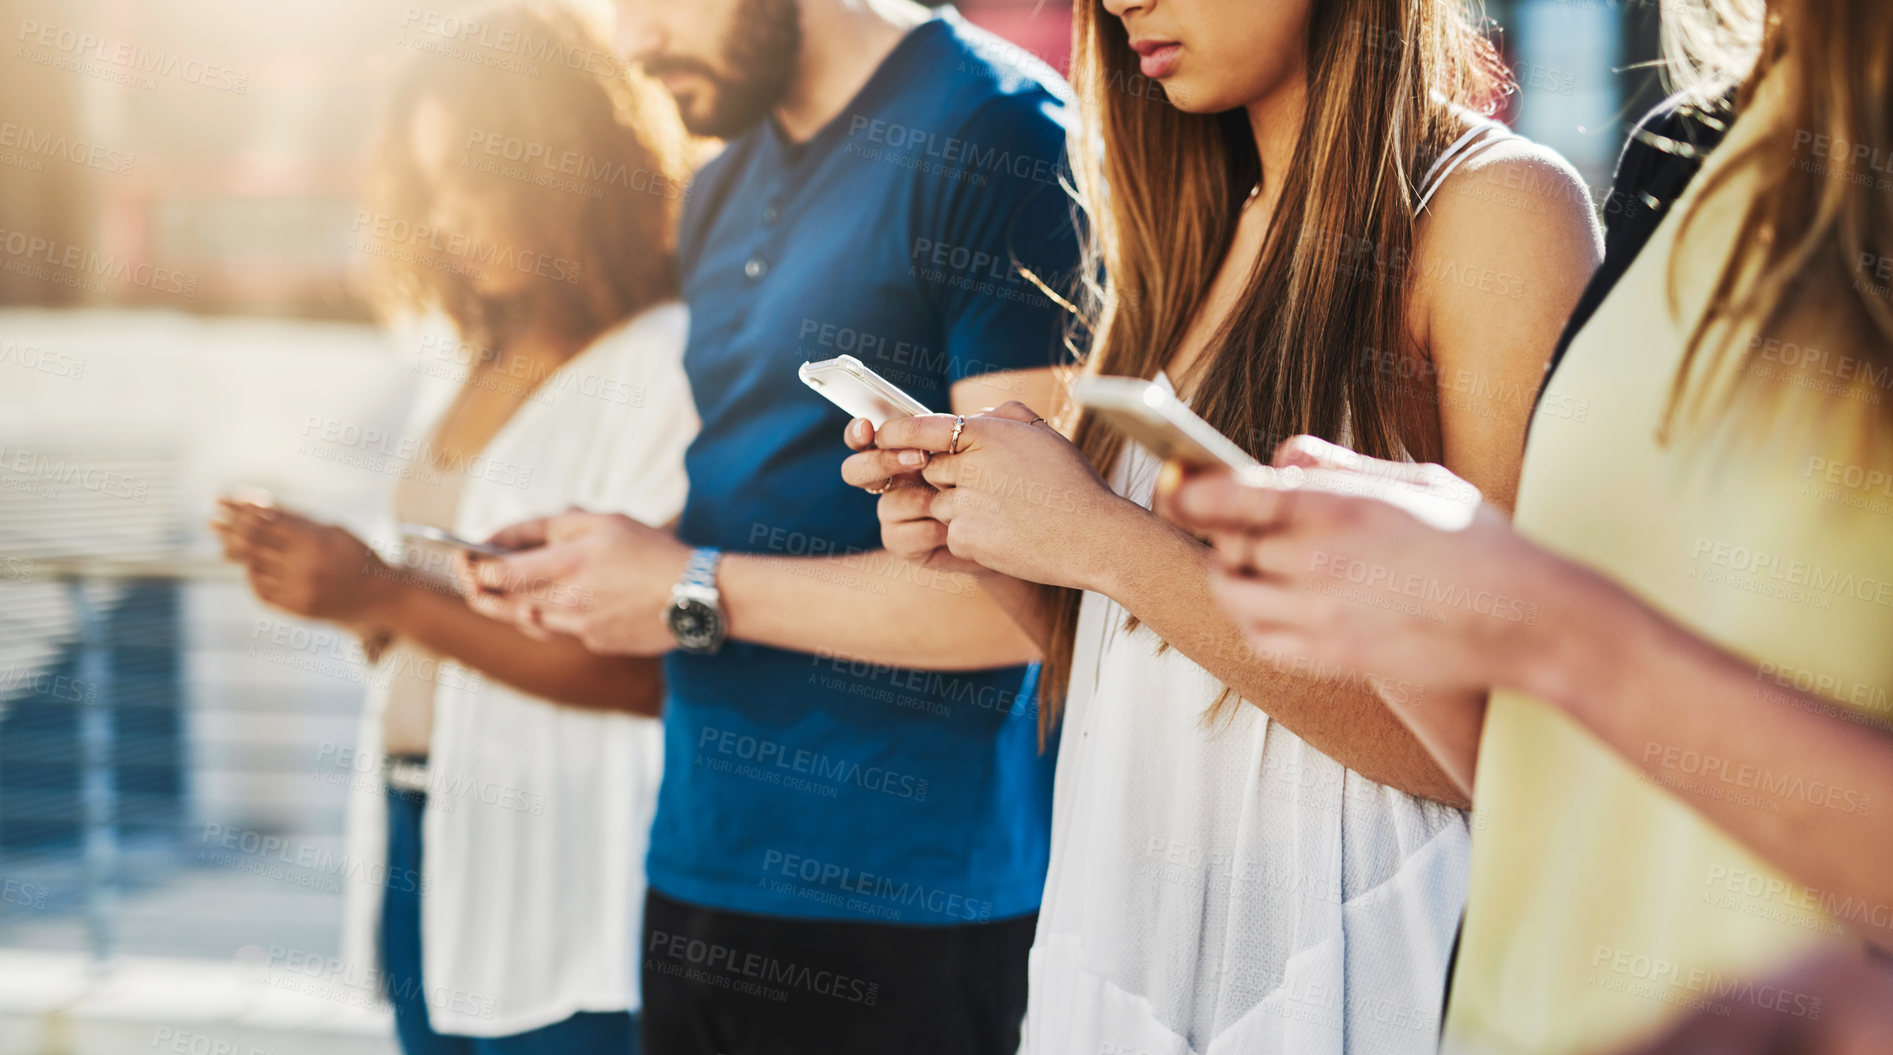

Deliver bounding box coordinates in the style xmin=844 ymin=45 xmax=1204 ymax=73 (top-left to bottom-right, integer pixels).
xmin=399 ymin=524 xmax=516 ymax=557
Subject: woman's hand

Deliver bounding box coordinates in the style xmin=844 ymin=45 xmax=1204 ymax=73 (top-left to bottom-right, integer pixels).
xmin=210 ymin=498 xmax=393 ymax=625
xmin=1161 ymin=436 xmax=1567 ymax=696
xmin=851 ymin=402 xmax=1141 ymax=591
xmin=839 ymin=417 xmax=984 ymax=575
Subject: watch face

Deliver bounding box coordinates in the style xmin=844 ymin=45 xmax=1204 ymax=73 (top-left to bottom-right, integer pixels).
xmin=668 ymin=598 xmax=724 ymax=653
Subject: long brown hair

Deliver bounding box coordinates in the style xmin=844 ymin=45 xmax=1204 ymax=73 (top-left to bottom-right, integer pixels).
xmin=360 ymin=1 xmax=690 ymax=352
xmin=1036 ymin=0 xmax=1510 ymax=738
xmin=1662 ymin=0 xmax=1893 ymax=450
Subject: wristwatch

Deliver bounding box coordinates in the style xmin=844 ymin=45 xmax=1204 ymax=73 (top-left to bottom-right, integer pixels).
xmin=664 ymin=548 xmax=726 ymax=654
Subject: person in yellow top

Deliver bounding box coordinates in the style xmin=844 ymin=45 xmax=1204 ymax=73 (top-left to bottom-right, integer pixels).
xmin=1159 ymin=0 xmax=1893 ymax=1052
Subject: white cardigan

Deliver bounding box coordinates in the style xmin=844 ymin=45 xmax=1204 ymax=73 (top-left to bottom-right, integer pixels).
xmin=338 ymin=303 xmax=695 ymax=1036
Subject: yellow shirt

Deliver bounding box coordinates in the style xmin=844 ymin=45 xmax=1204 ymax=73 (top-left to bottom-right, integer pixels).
xmin=1443 ymin=69 xmax=1893 ymax=1055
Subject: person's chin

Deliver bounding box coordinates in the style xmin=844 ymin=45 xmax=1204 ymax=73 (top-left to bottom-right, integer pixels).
xmin=1156 ymin=76 xmax=1225 ymax=114
xmin=683 ymin=94 xmax=775 ymax=140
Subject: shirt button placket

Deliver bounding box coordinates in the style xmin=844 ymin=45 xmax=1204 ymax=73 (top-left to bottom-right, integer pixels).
xmin=746 ymin=196 xmax=784 ymax=282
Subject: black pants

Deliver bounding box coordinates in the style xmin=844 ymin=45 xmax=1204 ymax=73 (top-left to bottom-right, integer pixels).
xmin=641 ymin=889 xmax=1034 ymax=1054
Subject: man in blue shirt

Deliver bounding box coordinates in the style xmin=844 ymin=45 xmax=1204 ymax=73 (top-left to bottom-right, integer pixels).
xmin=470 ymin=1 xmax=1079 ymax=1050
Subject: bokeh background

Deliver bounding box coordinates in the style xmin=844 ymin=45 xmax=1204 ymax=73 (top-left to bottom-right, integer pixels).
xmin=0 ymin=1 xmax=1662 ymax=1051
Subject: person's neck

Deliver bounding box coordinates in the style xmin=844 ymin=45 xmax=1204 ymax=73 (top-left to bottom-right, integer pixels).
xmin=1243 ymin=76 xmax=1308 ymax=214
xmin=772 ymin=0 xmax=932 ymax=143
xmin=496 ymin=316 xmax=587 ymax=368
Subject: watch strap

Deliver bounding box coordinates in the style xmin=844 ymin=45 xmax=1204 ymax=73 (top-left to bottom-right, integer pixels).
xmin=681 ymin=548 xmax=722 ymax=592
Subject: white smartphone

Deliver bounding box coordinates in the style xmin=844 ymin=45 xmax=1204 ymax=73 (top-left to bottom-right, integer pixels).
xmin=1076 ymin=377 xmax=1477 ymax=531
xmin=798 ymin=354 xmax=933 ymax=428
xmin=400 ymin=523 xmax=517 ymax=557
xmin=1274 ymin=466 xmax=1479 ymax=532
xmin=1073 ymin=375 xmax=1261 ymax=472
xmin=225 ymin=484 xmax=277 ymax=508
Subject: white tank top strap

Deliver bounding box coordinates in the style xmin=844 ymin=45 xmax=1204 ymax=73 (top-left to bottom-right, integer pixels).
xmin=1414 ymin=117 xmax=1516 ymax=214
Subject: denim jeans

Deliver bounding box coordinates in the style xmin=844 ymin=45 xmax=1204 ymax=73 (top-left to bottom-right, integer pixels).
xmin=380 ymin=784 xmax=640 ymax=1055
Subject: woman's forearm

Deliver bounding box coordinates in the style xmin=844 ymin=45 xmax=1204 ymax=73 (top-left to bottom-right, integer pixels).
xmin=370 ymin=574 xmax=663 ymax=714
xmin=719 ymin=551 xmax=1041 ymax=670
xmin=973 ymin=570 xmax=1059 ymax=652
xmin=1520 ymin=561 xmax=1893 ymax=950
xmin=1090 ymin=502 xmax=1471 ymax=808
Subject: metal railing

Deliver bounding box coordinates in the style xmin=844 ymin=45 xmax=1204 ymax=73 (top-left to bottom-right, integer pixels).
xmin=1 ymin=556 xmax=358 ymax=969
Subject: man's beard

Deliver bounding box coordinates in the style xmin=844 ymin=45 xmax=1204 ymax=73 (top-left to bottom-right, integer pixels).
xmin=645 ymin=0 xmax=801 ymax=138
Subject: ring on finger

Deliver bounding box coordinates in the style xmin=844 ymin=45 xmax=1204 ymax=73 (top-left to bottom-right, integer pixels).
xmin=866 ymin=478 xmax=892 ymax=495
xmin=949 ymin=415 xmax=966 ymax=455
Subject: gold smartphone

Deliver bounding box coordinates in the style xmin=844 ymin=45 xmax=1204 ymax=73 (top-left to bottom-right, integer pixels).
xmin=1072 ymin=376 xmax=1260 ymax=472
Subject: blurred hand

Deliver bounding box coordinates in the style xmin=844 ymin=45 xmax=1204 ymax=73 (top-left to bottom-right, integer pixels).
xmin=462 ymin=509 xmax=690 ymax=655
xmin=1613 ymin=952 xmax=1893 ymax=1055
xmin=850 ymin=402 xmax=1135 ymax=591
xmin=1161 ymin=435 xmax=1550 ymax=696
xmin=210 ymin=498 xmax=391 ymax=624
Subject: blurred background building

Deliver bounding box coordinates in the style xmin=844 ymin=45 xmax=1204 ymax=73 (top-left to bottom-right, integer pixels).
xmin=0 ymin=1 xmax=1666 ymax=1052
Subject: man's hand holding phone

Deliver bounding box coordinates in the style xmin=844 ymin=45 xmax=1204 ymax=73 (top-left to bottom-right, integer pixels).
xmin=456 ymin=510 xmax=691 ymax=656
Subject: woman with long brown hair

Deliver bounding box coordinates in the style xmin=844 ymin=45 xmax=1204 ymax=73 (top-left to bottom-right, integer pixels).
xmin=212 ymin=3 xmax=693 ymax=1051
xmin=838 ymin=0 xmax=1599 ymax=1050
xmin=1163 ymin=0 xmax=1893 ymax=1051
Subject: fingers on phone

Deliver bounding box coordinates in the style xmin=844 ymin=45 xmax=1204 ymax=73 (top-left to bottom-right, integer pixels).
xmin=979 ymin=400 xmax=1040 ymax=423
xmin=1272 ymin=434 xmax=1355 ymax=471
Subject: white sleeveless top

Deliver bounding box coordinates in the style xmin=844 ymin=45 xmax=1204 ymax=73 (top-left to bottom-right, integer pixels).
xmin=1023 ymin=124 xmax=1510 ymax=1054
